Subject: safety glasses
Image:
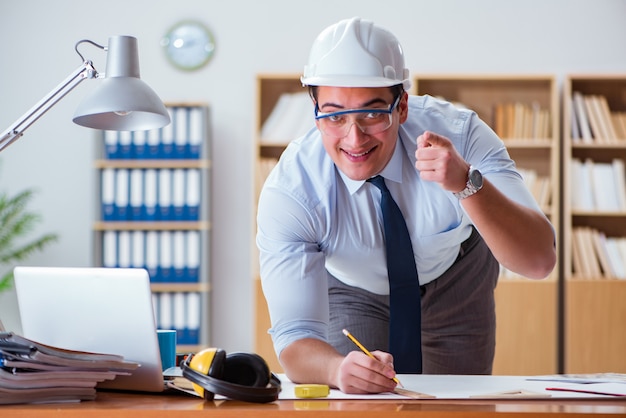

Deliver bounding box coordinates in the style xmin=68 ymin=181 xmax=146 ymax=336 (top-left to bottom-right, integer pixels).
xmin=314 ymin=95 xmax=400 ymax=138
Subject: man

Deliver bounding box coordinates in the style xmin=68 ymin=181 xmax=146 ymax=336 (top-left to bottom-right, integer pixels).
xmin=257 ymin=17 xmax=556 ymax=394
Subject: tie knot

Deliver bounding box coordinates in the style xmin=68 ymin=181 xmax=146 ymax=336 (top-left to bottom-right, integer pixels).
xmin=367 ymin=175 xmax=389 ymax=192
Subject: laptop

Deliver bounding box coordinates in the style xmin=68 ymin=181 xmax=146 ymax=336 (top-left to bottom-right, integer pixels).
xmin=14 ymin=266 xmax=166 ymax=392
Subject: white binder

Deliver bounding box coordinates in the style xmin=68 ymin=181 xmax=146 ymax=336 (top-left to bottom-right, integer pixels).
xmin=158 ymin=169 xmax=172 ymax=220
xmin=129 ymin=169 xmax=144 ymax=220
xmin=114 ymin=169 xmax=129 ymax=220
xmin=101 ymin=168 xmax=116 ymax=221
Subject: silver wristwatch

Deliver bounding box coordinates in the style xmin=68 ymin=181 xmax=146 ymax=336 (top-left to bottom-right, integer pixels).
xmin=453 ymin=166 xmax=483 ymax=200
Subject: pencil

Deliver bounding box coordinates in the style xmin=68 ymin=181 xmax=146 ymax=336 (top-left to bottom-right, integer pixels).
xmin=342 ymin=328 xmax=403 ymax=387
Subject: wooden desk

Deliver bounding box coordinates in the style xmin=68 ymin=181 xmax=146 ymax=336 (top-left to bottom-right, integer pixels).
xmin=2 ymin=391 xmax=626 ymax=417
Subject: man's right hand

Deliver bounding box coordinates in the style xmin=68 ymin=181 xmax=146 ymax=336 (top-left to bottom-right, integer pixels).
xmin=333 ymin=350 xmax=399 ymax=394
xmin=280 ymin=338 xmax=398 ymax=394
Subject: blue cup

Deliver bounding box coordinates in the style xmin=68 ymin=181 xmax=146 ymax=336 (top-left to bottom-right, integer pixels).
xmin=157 ymin=329 xmax=177 ymax=370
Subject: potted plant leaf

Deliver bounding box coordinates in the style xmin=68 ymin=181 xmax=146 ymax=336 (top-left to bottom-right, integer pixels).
xmin=0 ymin=188 xmax=58 ymax=293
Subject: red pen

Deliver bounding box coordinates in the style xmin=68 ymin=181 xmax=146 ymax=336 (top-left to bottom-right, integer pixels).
xmin=546 ymin=387 xmax=626 ymax=397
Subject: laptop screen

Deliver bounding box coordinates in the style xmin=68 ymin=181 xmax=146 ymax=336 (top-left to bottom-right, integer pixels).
xmin=14 ymin=266 xmax=165 ymax=392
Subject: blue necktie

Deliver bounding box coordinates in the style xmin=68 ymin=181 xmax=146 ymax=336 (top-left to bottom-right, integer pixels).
xmin=368 ymin=175 xmax=422 ymax=373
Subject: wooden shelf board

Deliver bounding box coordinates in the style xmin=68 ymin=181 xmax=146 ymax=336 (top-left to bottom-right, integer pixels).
xmin=94 ymin=160 xmax=211 ymax=169
xmin=151 ymin=283 xmax=211 ymax=293
xmin=93 ymin=221 xmax=211 ymax=231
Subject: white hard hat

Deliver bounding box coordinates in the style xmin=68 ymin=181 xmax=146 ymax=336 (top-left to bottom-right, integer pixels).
xmin=301 ymin=17 xmax=411 ymax=90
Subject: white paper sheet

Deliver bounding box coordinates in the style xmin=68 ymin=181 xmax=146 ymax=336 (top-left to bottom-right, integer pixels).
xmin=276 ymin=374 xmax=626 ymax=400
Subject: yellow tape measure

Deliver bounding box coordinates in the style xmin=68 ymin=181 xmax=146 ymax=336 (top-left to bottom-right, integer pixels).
xmin=294 ymin=384 xmax=330 ymax=398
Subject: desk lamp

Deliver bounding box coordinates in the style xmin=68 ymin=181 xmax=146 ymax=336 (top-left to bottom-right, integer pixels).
xmin=0 ymin=35 xmax=170 ymax=152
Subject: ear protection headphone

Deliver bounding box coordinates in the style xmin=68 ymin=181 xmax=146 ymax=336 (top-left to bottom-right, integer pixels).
xmin=181 ymin=348 xmax=281 ymax=403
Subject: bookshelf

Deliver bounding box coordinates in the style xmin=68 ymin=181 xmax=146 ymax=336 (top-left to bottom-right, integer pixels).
xmin=562 ymin=75 xmax=626 ymax=373
xmin=413 ymin=75 xmax=560 ymax=375
xmin=93 ymin=102 xmax=212 ymax=353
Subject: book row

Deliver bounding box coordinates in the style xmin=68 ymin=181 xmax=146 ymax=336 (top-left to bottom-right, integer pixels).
xmin=101 ymin=168 xmax=202 ymax=222
xmin=493 ymin=101 xmax=552 ymax=140
xmin=260 ymin=91 xmax=315 ymax=145
xmin=570 ymin=158 xmax=626 ymax=212
xmin=571 ymin=92 xmax=626 ymax=143
xmin=102 ymin=230 xmax=202 ymax=284
xmin=571 ymin=226 xmax=626 ymax=280
xmin=152 ymin=292 xmax=202 ymax=346
xmin=103 ymin=106 xmax=206 ymax=160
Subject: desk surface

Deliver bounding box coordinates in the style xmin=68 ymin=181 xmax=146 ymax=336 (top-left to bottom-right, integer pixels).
xmin=2 ymin=391 xmax=626 ymax=417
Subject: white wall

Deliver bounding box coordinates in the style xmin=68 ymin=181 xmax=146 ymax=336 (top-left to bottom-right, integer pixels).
xmin=0 ymin=0 xmax=625 ymax=353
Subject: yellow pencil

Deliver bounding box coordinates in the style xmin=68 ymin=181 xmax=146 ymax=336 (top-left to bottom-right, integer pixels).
xmin=342 ymin=328 xmax=403 ymax=387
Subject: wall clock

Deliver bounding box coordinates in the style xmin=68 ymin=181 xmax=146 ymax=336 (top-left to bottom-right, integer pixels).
xmin=162 ymin=20 xmax=216 ymax=71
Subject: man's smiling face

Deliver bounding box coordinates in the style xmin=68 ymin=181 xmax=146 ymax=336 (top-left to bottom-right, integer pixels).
xmin=314 ymin=86 xmax=408 ymax=181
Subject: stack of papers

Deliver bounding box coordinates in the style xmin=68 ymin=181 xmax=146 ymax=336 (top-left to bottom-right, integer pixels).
xmin=0 ymin=332 xmax=138 ymax=405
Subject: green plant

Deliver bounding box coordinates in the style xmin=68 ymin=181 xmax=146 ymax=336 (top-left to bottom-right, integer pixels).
xmin=0 ymin=188 xmax=58 ymax=292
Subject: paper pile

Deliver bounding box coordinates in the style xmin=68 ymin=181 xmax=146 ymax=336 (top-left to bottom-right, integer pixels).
xmin=0 ymin=332 xmax=138 ymax=405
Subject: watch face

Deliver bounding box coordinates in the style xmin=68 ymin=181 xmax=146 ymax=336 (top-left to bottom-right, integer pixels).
xmin=162 ymin=21 xmax=215 ymax=71
xmin=469 ymin=168 xmax=483 ymax=188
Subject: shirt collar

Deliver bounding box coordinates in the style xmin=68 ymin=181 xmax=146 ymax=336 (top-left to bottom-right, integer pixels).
xmin=339 ymin=137 xmax=405 ymax=195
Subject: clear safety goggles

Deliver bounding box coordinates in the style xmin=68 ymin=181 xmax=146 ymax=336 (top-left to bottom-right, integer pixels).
xmin=314 ymin=95 xmax=400 ymax=138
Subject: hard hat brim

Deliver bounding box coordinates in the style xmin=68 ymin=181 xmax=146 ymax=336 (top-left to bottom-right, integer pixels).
xmin=301 ymin=75 xmax=409 ymax=89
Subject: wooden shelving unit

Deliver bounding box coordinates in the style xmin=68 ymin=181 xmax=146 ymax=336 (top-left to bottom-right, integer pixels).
xmin=253 ymin=73 xmax=626 ymax=375
xmin=562 ymin=75 xmax=626 ymax=373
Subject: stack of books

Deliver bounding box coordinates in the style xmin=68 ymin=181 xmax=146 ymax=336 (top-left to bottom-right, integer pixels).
xmin=571 ymin=92 xmax=626 ymax=143
xmin=570 ymin=158 xmax=626 ymax=212
xmin=260 ymin=92 xmax=315 ymax=145
xmin=0 ymin=332 xmax=138 ymax=405
xmin=571 ymin=226 xmax=626 ymax=280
